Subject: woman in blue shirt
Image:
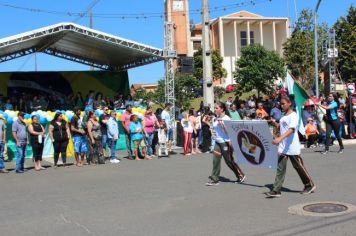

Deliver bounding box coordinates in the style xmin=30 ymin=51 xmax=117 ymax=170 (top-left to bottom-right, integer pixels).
xmin=318 ymin=93 xmax=344 ymax=154
xmin=129 ymin=115 xmax=152 ymax=160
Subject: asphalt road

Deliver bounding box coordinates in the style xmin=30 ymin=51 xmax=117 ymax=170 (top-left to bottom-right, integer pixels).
xmin=1 ymin=144 xmax=356 ymax=236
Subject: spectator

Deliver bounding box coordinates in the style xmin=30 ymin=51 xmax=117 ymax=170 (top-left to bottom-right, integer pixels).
xmin=125 ymin=94 xmax=134 ymax=107
xmin=85 ymin=91 xmax=95 ymax=111
xmin=226 ymin=97 xmax=233 ymax=107
xmin=28 ymin=115 xmax=45 ymax=171
xmin=304 ymin=117 xmax=319 ymax=148
xmin=319 ymin=93 xmax=344 ymax=155
xmin=74 ymin=92 xmax=85 ymax=109
xmin=3 ymin=98 xmax=14 ymax=110
xmin=70 ymin=107 xmax=88 ymax=166
xmin=270 ymin=102 xmax=282 ymax=122
xmin=238 ymin=102 xmax=249 ymax=119
xmin=113 ymin=94 xmax=125 ymax=109
xmin=0 ymin=114 xmax=8 ymax=173
xmin=107 ymin=110 xmax=120 ymax=164
xmin=87 ymin=111 xmax=104 ymax=164
xmin=49 ymin=112 xmax=70 ymax=168
xmin=143 ymin=106 xmax=159 ymax=158
xmin=181 ymin=111 xmax=193 ymax=156
xmin=256 ymin=103 xmax=268 ymax=119
xmin=230 ymin=104 xmax=241 ymax=120
xmin=201 ymin=113 xmax=212 ymax=153
xmin=161 ymin=103 xmax=174 ymax=154
xmin=121 ymin=104 xmax=133 ymax=159
xmin=129 ymin=114 xmax=151 ymax=160
xmin=93 ymin=92 xmax=105 ymax=110
xmin=12 ymin=112 xmax=28 ymax=173
xmin=100 ymin=110 xmax=110 ymax=159
xmin=31 ymin=96 xmax=42 ymax=111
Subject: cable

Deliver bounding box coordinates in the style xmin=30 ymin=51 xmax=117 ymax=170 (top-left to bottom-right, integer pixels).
xmin=0 ymin=0 xmax=272 ymax=20
xmin=16 ymin=0 xmax=101 ymax=71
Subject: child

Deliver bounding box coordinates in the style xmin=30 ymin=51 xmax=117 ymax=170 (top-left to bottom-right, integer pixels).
xmin=265 ymin=96 xmax=316 ymax=198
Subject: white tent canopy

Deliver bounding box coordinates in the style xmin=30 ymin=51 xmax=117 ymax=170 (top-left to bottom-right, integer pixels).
xmin=0 ymin=22 xmax=164 ymax=71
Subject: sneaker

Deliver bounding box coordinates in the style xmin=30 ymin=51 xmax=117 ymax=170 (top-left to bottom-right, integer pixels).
xmin=15 ymin=170 xmax=24 ymax=174
xmin=264 ymin=190 xmax=281 ymax=198
xmin=310 ymin=144 xmax=317 ymax=148
xmin=235 ymin=175 xmax=246 ymax=183
xmin=321 ymin=150 xmax=328 ymax=155
xmin=205 ymin=180 xmax=219 ymax=186
xmin=337 ymin=149 xmax=344 ymax=154
xmin=110 ymin=159 xmax=120 ymax=164
xmin=301 ymin=185 xmax=316 ymax=194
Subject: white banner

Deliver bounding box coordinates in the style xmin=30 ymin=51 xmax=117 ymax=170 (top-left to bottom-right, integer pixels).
xmin=224 ymin=120 xmax=277 ymax=169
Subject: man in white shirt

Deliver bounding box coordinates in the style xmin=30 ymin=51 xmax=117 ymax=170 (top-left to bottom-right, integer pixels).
xmin=161 ymin=103 xmax=174 ymax=153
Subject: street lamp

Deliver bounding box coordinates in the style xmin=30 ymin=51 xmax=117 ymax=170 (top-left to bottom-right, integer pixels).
xmin=314 ymin=0 xmax=322 ymax=98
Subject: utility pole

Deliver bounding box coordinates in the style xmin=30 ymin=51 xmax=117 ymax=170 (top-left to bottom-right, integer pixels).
xmin=202 ymin=0 xmax=214 ymax=110
xmin=314 ymin=0 xmax=322 ymax=98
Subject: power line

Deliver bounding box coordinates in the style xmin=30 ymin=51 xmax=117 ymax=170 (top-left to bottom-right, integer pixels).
xmin=16 ymin=0 xmax=101 ymax=71
xmin=0 ymin=0 xmax=273 ymax=20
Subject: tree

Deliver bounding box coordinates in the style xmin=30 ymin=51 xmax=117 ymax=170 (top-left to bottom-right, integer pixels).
xmin=283 ymin=9 xmax=328 ymax=90
xmin=233 ymin=44 xmax=286 ymax=97
xmin=153 ymin=74 xmax=200 ymax=110
xmin=132 ymin=89 xmax=155 ymax=105
xmin=334 ymin=5 xmax=356 ymax=83
xmin=193 ymin=47 xmax=227 ymax=82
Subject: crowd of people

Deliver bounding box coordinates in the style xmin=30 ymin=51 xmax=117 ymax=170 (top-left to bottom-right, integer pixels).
xmin=0 ymin=91 xmax=143 ymax=112
xmin=0 ymin=87 xmax=355 ymax=200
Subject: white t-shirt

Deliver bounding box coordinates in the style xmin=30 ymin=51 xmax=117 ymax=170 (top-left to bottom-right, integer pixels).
xmin=181 ymin=118 xmax=193 ymax=133
xmin=161 ymin=110 xmax=172 ymax=129
xmin=278 ymin=112 xmax=301 ymax=155
xmin=213 ymin=115 xmax=230 ymax=144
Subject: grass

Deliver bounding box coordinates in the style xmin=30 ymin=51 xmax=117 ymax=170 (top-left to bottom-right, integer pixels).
xmin=152 ymin=91 xmax=257 ymax=111
xmin=188 ymin=91 xmax=256 ymax=110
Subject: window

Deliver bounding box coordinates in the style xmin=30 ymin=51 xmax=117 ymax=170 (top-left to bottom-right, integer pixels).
xmin=240 ymin=31 xmax=254 ymax=46
xmin=193 ymin=40 xmax=201 ymax=50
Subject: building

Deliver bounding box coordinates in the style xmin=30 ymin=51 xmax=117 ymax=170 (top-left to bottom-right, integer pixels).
xmin=130 ymin=83 xmax=158 ymax=96
xmin=165 ymin=0 xmax=290 ymax=88
xmin=190 ymin=11 xmax=290 ymax=86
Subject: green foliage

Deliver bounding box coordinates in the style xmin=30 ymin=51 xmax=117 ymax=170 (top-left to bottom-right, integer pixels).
xmin=133 ymin=89 xmax=155 ymax=103
xmin=233 ymin=44 xmax=286 ymax=96
xmin=153 ymin=74 xmax=200 ymax=110
xmin=193 ymin=47 xmax=227 ymax=81
xmin=283 ymin=9 xmax=328 ymax=89
xmin=334 ymin=5 xmax=356 ymax=82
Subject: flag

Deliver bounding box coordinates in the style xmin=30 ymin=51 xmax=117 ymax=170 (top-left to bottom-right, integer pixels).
xmin=286 ymin=72 xmax=309 ymax=135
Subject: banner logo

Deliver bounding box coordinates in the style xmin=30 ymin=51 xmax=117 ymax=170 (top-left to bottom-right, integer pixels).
xmin=237 ymin=130 xmax=265 ymax=165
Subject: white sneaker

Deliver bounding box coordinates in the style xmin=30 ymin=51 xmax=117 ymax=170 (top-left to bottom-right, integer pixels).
xmin=110 ymin=159 xmax=120 ymax=164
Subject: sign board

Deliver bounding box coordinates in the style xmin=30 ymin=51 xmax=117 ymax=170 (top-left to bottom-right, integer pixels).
xmin=224 ymin=120 xmax=278 ymax=169
xmin=347 ymin=83 xmax=355 ymax=94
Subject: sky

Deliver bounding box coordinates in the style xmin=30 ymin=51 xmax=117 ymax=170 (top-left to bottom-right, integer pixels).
xmin=0 ymin=0 xmax=354 ymax=85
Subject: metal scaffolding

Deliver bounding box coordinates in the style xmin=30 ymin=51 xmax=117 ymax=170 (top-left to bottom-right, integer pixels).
xmin=0 ymin=22 xmax=163 ymax=71
xmin=163 ymin=21 xmax=176 ymax=117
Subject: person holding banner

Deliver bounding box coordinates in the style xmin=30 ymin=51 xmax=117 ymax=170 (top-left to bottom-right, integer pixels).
xmin=318 ymin=93 xmax=344 ymax=155
xmin=206 ymin=102 xmax=245 ymax=186
xmin=265 ymin=96 xmax=316 ymax=198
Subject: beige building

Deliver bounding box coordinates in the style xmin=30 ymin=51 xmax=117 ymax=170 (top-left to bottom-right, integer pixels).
xmin=164 ymin=0 xmax=290 ymax=87
xmin=189 ymin=10 xmax=290 ymax=86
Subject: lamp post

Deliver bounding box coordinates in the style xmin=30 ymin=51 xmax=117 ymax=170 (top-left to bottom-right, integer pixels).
xmin=314 ymin=0 xmax=322 ymax=98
